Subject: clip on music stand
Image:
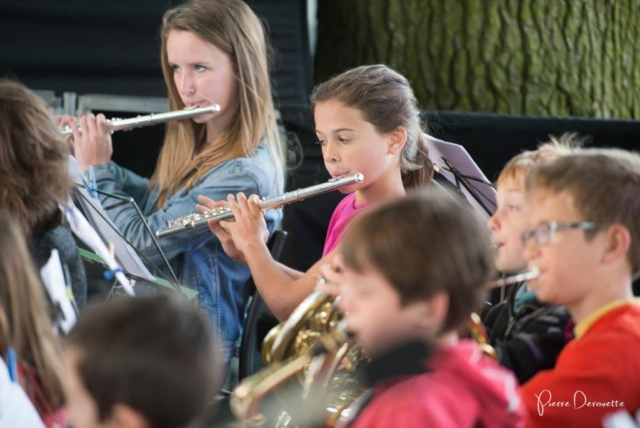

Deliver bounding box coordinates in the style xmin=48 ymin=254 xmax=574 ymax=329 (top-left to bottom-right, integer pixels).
xmin=424 ymin=135 xmax=497 ymax=220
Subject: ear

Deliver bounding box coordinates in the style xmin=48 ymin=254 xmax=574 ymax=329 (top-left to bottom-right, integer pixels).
xmin=411 ymin=291 xmax=449 ymax=333
xmin=387 ymin=126 xmax=408 ymax=155
xmin=110 ymin=404 xmax=151 ymax=428
xmin=601 ymin=224 xmax=631 ymax=267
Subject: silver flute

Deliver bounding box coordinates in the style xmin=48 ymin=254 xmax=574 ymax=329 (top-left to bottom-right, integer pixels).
xmin=486 ymin=267 xmax=539 ymax=289
xmin=60 ymin=105 xmax=221 ymax=136
xmin=156 ymin=173 xmax=364 ymax=238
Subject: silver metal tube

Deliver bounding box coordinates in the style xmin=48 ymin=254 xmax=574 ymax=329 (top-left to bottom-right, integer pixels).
xmin=156 ymin=173 xmax=364 ymax=238
xmin=60 ymin=105 xmax=221 ymax=136
xmin=487 ymin=267 xmax=539 ymax=289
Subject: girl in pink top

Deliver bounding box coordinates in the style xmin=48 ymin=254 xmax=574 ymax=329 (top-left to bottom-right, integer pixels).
xmin=322 ymin=193 xmax=373 ymax=256
xmin=200 ymin=65 xmax=434 ymax=320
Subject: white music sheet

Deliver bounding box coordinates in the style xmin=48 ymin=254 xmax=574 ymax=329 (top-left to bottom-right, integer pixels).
xmin=40 ymin=249 xmax=77 ymax=334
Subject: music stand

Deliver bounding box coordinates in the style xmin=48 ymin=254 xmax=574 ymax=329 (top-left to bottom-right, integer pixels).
xmin=62 ymin=200 xmax=135 ymax=296
xmin=67 ymin=156 xmax=184 ymax=296
xmin=424 ymin=135 xmax=497 ymax=221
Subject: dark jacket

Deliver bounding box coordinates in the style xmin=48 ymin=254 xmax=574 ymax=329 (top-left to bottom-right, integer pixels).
xmin=483 ymin=282 xmax=573 ymax=384
xmin=28 ymin=224 xmax=87 ymax=308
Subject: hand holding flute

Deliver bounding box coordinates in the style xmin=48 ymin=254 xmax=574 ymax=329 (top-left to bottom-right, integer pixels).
xmin=192 ymin=174 xmax=365 ymax=265
xmin=61 ymin=113 xmax=114 ymax=173
xmin=58 ymin=105 xmax=222 ymax=172
xmin=197 ymin=193 xmax=270 ymax=266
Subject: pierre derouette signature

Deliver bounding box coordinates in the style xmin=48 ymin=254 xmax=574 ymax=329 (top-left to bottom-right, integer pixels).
xmin=535 ymin=390 xmax=625 ymax=416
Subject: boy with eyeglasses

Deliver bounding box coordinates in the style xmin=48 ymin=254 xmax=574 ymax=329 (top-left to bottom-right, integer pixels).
xmin=521 ymin=148 xmax=640 ymax=427
xmin=485 ymin=137 xmax=575 ymax=384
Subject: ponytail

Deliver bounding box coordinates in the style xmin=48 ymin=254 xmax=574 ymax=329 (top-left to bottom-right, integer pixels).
xmin=402 ymin=133 xmax=434 ymax=189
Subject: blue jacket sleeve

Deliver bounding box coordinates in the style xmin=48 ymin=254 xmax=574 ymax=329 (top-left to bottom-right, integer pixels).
xmin=92 ymin=161 xmax=263 ymax=266
xmin=106 ymin=162 xmax=157 ymax=215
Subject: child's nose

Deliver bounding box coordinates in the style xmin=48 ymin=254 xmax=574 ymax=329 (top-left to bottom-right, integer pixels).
xmin=487 ymin=211 xmax=500 ymax=232
xmin=322 ymin=141 xmax=340 ymax=163
xmin=177 ymin=72 xmax=195 ymax=96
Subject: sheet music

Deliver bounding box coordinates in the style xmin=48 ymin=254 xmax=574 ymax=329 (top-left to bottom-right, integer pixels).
xmin=67 ymin=156 xmax=154 ymax=281
xmin=62 ymin=201 xmax=134 ymax=296
xmin=40 ymin=249 xmax=77 ymax=334
xmin=424 ymin=135 xmax=497 ymax=221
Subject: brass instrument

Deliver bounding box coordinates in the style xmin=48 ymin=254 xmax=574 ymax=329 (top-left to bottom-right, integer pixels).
xmin=232 ymin=269 xmax=540 ymax=427
xmin=232 ymin=291 xmax=365 ymax=427
xmin=232 ymin=317 xmax=354 ymax=426
xmin=156 ymin=174 xmax=364 ymax=238
xmin=468 ymin=312 xmax=497 ymax=360
xmin=59 ymin=105 xmax=221 ymax=136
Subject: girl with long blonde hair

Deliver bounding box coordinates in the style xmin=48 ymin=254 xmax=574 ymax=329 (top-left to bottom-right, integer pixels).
xmin=69 ymin=0 xmax=284 ymax=363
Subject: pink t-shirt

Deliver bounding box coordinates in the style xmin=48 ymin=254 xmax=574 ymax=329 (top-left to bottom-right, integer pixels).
xmin=322 ymin=193 xmax=373 ymax=256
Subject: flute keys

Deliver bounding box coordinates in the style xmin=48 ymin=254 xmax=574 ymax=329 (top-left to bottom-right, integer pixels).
xmin=166 ymin=213 xmax=201 ymax=228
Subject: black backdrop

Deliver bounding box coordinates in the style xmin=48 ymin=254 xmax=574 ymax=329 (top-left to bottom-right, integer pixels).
xmin=0 ymin=0 xmax=312 ymax=102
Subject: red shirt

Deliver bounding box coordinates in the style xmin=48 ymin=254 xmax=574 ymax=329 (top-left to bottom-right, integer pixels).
xmin=348 ymin=341 xmax=526 ymax=428
xmin=522 ymin=301 xmax=640 ymax=428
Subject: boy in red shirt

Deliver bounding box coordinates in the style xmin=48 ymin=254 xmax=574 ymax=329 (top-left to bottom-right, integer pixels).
xmin=521 ymin=148 xmax=640 ymax=427
xmin=328 ymin=190 xmax=526 ymax=428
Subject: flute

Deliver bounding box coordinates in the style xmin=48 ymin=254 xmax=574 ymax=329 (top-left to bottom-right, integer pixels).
xmin=60 ymin=105 xmax=221 ymax=136
xmin=486 ymin=267 xmax=539 ymax=289
xmin=156 ymin=173 xmax=364 ymax=238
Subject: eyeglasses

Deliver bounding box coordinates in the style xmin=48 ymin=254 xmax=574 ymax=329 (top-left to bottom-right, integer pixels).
xmin=521 ymin=221 xmax=606 ymax=246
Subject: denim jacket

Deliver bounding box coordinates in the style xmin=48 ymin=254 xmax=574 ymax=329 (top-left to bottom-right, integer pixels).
xmin=92 ymin=142 xmax=283 ymax=356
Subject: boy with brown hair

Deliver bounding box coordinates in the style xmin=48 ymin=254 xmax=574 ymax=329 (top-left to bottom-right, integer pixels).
xmin=484 ymin=135 xmax=575 ymax=384
xmin=521 ymin=148 xmax=640 ymax=427
xmin=63 ymin=294 xmax=222 ymax=428
xmin=329 ymin=189 xmax=525 ymax=427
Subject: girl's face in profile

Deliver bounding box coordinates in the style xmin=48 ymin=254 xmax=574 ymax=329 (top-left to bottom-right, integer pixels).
xmin=314 ymin=99 xmax=404 ymax=204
